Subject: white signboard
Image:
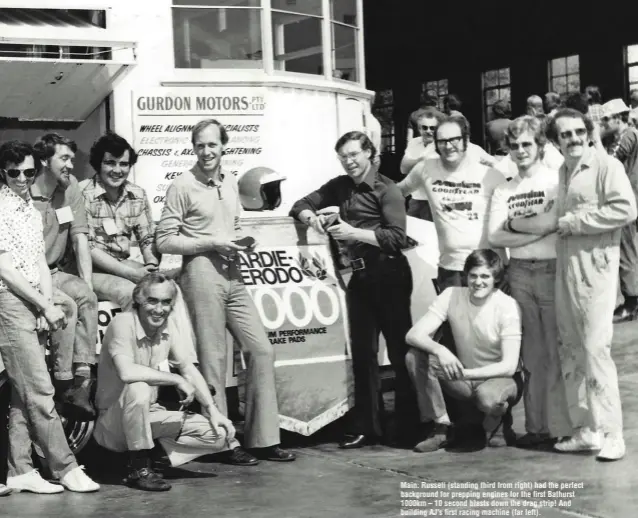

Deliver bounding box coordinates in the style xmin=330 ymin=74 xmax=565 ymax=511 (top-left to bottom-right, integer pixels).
xmin=132 ymin=87 xmax=267 ymax=220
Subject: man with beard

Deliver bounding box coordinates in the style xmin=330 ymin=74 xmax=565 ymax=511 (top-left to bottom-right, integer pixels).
xmin=31 ymin=134 xmax=98 ymax=417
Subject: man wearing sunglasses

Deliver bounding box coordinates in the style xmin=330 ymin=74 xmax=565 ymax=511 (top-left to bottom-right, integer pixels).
xmin=488 ymin=116 xmax=571 ymax=450
xmin=549 ymin=109 xmax=636 ymax=461
xmin=31 ymin=134 xmax=97 ymax=419
xmin=0 ymin=140 xmax=99 ymax=494
xmin=600 ymin=99 xmax=638 ymax=323
xmin=400 ymin=108 xmax=445 ymax=221
xmin=94 ymin=272 xmax=236 ymax=491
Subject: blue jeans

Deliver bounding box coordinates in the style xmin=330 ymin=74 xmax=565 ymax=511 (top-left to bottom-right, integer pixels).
xmin=508 ymin=258 xmax=572 ymax=437
xmin=0 ymin=290 xmax=77 ymax=478
xmin=50 ymin=271 xmax=98 ymax=380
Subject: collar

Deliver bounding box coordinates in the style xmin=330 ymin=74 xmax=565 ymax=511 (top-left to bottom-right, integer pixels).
xmin=30 ymin=177 xmax=62 ymax=201
xmin=134 ymin=311 xmax=169 ymax=342
xmin=1 ymin=184 xmax=33 ymax=207
xmin=564 ymin=147 xmax=595 ymax=175
xmin=191 ymin=164 xmax=226 ymax=187
xmin=350 ymin=165 xmax=378 ymax=191
xmin=92 ymin=175 xmax=134 ymax=201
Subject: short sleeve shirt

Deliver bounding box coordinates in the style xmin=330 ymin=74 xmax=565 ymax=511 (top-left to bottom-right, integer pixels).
xmin=415 ymin=158 xmax=506 ymax=270
xmin=427 ymin=287 xmax=521 ymax=369
xmin=0 ymin=185 xmax=45 ymax=292
xmin=31 ymin=175 xmax=89 ymax=268
xmin=95 ymin=311 xmax=189 ymax=411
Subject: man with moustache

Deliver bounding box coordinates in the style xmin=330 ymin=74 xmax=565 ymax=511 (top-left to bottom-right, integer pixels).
xmin=549 ymin=109 xmax=635 ymax=461
xmin=401 ymin=108 xmax=445 ymax=221
xmin=290 ymin=131 xmax=418 ymax=449
xmin=488 ymin=116 xmax=571 ymax=449
xmin=30 ymin=134 xmax=98 ymax=417
xmin=79 ymin=133 xmax=161 ymax=309
xmin=155 ymin=119 xmax=295 ymax=465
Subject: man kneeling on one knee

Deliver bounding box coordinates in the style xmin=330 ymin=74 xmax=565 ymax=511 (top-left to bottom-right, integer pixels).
xmin=405 ymin=249 xmax=523 ymax=452
xmin=93 ymin=272 xmax=236 ymax=491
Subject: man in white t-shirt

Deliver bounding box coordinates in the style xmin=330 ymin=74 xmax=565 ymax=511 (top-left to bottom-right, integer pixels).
xmin=405 ymin=250 xmax=522 ymax=452
xmin=488 ymin=116 xmax=572 ymax=450
xmin=398 ymin=114 xmax=507 ymax=291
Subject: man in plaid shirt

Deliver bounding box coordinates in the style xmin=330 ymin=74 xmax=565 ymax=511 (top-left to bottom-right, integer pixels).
xmin=79 ymin=133 xmax=160 ymax=309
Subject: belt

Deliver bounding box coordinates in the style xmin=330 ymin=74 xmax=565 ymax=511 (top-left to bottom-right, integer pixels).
xmin=350 ymin=254 xmax=402 ymax=272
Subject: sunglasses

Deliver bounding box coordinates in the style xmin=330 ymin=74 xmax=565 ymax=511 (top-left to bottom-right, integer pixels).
xmin=436 ymin=136 xmax=464 ymax=147
xmin=559 ymin=128 xmax=588 ymax=139
xmin=3 ymin=168 xmax=37 ymax=179
xmin=508 ymin=141 xmax=535 ymax=151
xmin=420 ymin=125 xmax=438 ymax=132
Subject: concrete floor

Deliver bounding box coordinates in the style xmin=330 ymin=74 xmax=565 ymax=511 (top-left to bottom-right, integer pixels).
xmin=2 ymin=321 xmax=637 ymax=518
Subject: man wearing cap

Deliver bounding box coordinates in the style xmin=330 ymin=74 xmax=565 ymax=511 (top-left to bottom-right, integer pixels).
xmin=601 ymin=98 xmax=638 ymax=322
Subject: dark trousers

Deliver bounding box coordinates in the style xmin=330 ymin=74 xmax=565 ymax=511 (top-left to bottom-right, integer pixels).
xmin=619 ymin=221 xmax=638 ymax=300
xmin=346 ymin=255 xmax=418 ymax=437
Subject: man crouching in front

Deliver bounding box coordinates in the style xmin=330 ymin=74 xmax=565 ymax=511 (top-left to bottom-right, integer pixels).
xmin=93 ymin=272 xmax=236 ymax=491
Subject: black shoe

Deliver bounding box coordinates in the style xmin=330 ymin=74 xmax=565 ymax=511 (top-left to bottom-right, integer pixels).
xmin=444 ymin=425 xmax=486 ymax=453
xmin=124 ymin=467 xmax=171 ymax=492
xmin=338 ymin=434 xmax=379 ymax=449
xmin=251 ymin=446 xmax=296 ymax=462
xmin=221 ymin=447 xmax=260 ymax=466
xmin=613 ymin=304 xmax=638 ymax=323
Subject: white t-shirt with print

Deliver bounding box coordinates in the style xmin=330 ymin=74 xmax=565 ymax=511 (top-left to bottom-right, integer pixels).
xmin=427 ymin=287 xmax=522 ymax=369
xmin=412 ymin=157 xmax=506 ymax=270
xmin=490 ymin=165 xmax=559 ymax=260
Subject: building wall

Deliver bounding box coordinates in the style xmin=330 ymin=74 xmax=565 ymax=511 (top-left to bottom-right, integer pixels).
xmin=364 ymin=0 xmax=638 ymax=156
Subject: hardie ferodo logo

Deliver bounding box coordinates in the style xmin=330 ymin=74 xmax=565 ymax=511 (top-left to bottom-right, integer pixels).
xmin=296 ymin=252 xmax=334 ymax=282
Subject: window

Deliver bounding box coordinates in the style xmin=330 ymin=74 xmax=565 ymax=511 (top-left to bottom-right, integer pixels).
xmin=373 ymin=89 xmax=395 ymax=153
xmin=627 ymin=44 xmax=638 ymax=95
xmin=330 ymin=0 xmax=359 ymax=82
xmin=482 ymin=67 xmax=511 ymax=122
xmin=421 ymin=79 xmax=448 ymax=111
xmin=549 ymin=55 xmax=580 ymax=97
xmin=172 ymin=0 xmax=263 ymax=69
xmin=271 ymin=0 xmax=322 ymax=75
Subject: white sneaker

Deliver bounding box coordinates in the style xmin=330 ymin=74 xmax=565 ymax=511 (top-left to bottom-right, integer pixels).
xmin=0 ymin=483 xmax=11 ymax=496
xmin=554 ymin=427 xmax=601 ymax=452
xmin=60 ymin=466 xmax=100 ymax=493
xmin=7 ymin=469 xmax=64 ymax=494
xmin=597 ymin=434 xmax=626 ymax=461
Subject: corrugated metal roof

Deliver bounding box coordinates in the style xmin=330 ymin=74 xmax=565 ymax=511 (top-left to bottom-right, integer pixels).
xmin=0 ymin=8 xmax=100 ymax=30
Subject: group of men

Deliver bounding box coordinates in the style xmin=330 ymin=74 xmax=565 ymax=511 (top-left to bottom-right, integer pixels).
xmin=0 ymin=122 xmax=295 ymax=497
xmin=0 ymin=86 xmax=633 ymax=500
xmin=383 ymin=89 xmax=634 ymax=461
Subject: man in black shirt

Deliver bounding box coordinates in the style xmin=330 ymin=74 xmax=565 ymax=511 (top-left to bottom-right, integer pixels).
xmin=290 ymin=131 xmax=418 ymax=449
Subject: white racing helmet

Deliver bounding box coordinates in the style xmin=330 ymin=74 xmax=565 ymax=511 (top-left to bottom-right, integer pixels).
xmin=238 ymin=166 xmax=286 ymax=211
